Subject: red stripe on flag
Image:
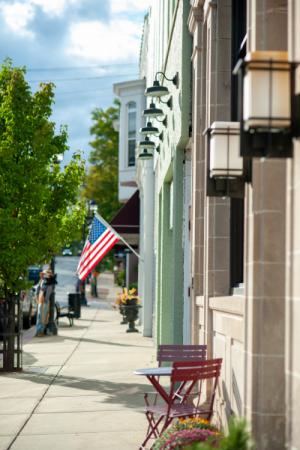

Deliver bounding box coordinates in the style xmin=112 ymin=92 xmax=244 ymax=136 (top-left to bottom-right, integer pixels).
xmin=79 ymin=235 xmax=119 ymax=280
xmin=78 ymin=230 xmax=115 ymax=275
xmin=78 ymin=234 xmax=119 ymax=280
xmin=77 ymin=229 xmax=110 ymax=272
xmin=77 ymin=241 xmax=91 ymax=272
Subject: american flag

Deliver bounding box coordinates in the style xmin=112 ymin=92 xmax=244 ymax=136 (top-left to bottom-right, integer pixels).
xmin=77 ymin=215 xmax=120 ymax=281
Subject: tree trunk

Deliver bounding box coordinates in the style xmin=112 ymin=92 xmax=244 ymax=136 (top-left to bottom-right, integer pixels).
xmin=1 ymin=294 xmax=22 ymax=372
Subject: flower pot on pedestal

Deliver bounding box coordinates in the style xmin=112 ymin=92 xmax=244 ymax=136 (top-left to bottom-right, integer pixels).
xmin=123 ymin=300 xmax=141 ymax=333
xmin=114 ymin=288 xmax=141 ymax=331
xmin=119 ymin=305 xmax=128 ymax=324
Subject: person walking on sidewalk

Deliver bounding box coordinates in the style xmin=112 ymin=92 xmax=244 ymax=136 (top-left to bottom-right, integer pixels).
xmin=35 ymin=269 xmax=54 ymax=336
xmin=90 ymin=270 xmax=99 ymax=298
xmin=76 ymin=276 xmax=88 ymax=306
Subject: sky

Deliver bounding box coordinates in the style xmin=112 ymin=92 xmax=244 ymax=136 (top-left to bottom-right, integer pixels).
xmin=0 ymin=0 xmax=152 ymax=163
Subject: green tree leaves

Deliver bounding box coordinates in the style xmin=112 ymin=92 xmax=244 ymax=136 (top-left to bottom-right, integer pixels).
xmin=83 ymin=100 xmax=121 ymax=221
xmin=0 ymin=61 xmax=85 ymax=295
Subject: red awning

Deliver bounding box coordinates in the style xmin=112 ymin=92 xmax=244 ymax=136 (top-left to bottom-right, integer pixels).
xmin=110 ymin=190 xmax=140 ymax=236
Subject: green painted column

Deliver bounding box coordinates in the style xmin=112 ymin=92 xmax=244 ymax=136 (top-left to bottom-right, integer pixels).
xmin=171 ymin=148 xmax=184 ymax=344
xmin=155 ymin=150 xmax=184 ymax=346
xmin=156 ymin=181 xmax=174 ymax=345
xmin=155 ymin=191 xmax=162 ymax=345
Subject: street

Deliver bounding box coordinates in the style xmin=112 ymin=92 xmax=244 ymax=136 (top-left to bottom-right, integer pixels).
xmin=54 ymin=256 xmax=79 ymax=306
xmin=0 ymin=273 xmax=154 ymax=450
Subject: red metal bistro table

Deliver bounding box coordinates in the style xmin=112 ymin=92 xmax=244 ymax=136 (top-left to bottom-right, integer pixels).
xmin=134 ymin=367 xmax=172 ymax=403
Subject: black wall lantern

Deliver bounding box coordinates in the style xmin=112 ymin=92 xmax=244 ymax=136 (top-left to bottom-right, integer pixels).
xmin=145 ymin=72 xmax=179 ymax=111
xmin=140 ymin=121 xmax=159 ymax=135
xmin=145 ymin=72 xmax=179 ymax=98
xmin=234 ymin=51 xmax=300 ymax=158
xmin=143 ymin=102 xmax=167 ymax=127
xmin=138 ymin=148 xmax=153 ymax=160
xmin=143 ymin=102 xmax=164 ymax=118
xmin=138 ymin=146 xmax=160 ymax=160
xmin=138 ymin=136 xmax=156 ymax=150
xmin=204 ymin=122 xmax=245 ymax=198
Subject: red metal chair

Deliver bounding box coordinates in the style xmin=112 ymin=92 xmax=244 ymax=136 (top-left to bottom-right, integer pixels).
xmin=157 ymin=344 xmax=207 ymax=365
xmin=143 ymin=344 xmax=208 ymax=441
xmin=140 ymin=358 xmax=222 ymax=450
xmin=144 ymin=344 xmax=208 ymax=410
xmin=153 ymin=344 xmax=207 ymax=404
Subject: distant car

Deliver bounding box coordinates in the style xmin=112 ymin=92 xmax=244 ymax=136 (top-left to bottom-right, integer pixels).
xmin=28 ymin=265 xmax=42 ymax=284
xmin=0 ymin=286 xmax=38 ymax=337
xmin=62 ymin=248 xmax=72 ymax=256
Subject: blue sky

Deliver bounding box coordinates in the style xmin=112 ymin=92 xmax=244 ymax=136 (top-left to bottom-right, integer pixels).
xmin=0 ymin=0 xmax=151 ymax=163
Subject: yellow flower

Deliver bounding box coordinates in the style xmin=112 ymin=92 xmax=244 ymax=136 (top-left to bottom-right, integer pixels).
xmin=114 ymin=287 xmax=141 ymax=306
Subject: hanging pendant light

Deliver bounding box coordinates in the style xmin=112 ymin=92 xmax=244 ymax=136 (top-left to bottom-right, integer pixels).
xmin=137 ymin=136 xmax=156 ymax=149
xmin=145 ymin=72 xmax=179 ymax=98
xmin=140 ymin=122 xmax=159 ymax=135
xmin=145 ymin=80 xmax=169 ymax=97
xmin=143 ymin=102 xmax=164 ymax=118
xmin=138 ymin=148 xmax=153 ymax=160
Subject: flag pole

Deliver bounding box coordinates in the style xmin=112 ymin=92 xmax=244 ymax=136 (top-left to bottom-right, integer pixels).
xmin=95 ymin=212 xmax=140 ymax=259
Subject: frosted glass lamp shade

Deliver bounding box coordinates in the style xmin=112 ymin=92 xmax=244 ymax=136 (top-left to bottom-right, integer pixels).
xmin=210 ymin=122 xmax=243 ymax=178
xmin=138 ymin=136 xmax=155 ymax=149
xmin=243 ymin=51 xmax=290 ymax=131
xmin=139 ymin=148 xmax=153 ymax=160
xmin=139 ymin=122 xmax=159 ymax=135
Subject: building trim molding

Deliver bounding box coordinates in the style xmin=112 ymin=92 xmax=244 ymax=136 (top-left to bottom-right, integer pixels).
xmin=209 ymin=296 xmax=244 ymax=316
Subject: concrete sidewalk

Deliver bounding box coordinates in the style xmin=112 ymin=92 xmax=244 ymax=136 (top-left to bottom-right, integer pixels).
xmin=0 ymin=274 xmax=155 ymax=450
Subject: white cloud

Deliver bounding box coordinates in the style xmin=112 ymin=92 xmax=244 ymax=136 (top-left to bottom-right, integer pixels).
xmin=30 ymin=0 xmax=78 ymax=17
xmin=0 ymin=2 xmax=34 ymax=37
xmin=67 ymin=19 xmax=142 ymax=63
xmin=0 ymin=0 xmax=79 ymax=38
xmin=111 ymin=0 xmax=152 ymax=13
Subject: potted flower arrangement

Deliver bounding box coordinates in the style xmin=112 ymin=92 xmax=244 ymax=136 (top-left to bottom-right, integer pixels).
xmin=153 ymin=418 xmax=252 ymax=450
xmin=114 ymin=287 xmax=141 ymax=333
xmin=153 ymin=418 xmax=220 ymax=450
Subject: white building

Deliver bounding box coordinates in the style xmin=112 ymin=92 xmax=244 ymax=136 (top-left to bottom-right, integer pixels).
xmin=113 ymin=80 xmax=145 ymax=203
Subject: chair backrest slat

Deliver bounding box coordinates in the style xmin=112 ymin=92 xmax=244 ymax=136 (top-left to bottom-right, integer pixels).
xmin=171 ymin=358 xmax=222 ymax=383
xmin=157 ymin=344 xmax=207 ymax=364
xmin=168 ymin=358 xmax=223 ymax=420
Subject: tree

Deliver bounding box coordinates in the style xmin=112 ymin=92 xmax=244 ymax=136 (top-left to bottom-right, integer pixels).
xmin=0 ymin=61 xmax=85 ymax=370
xmin=83 ymin=100 xmax=121 ymax=221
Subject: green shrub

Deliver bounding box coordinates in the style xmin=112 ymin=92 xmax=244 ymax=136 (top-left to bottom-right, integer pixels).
xmin=115 ymin=270 xmax=125 ymax=286
xmin=218 ymin=420 xmax=253 ymax=450
xmin=129 ymin=282 xmax=138 ymax=292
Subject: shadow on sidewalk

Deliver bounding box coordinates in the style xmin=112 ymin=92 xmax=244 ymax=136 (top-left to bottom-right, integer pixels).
xmin=26 ymin=335 xmax=150 ymax=349
xmin=3 ymin=370 xmax=148 ymax=410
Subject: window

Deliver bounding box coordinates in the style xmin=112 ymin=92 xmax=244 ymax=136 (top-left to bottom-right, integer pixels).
xmin=230 ymin=0 xmax=247 ymax=288
xmin=169 ymin=181 xmax=173 ymax=230
xmin=127 ymin=102 xmax=136 ymax=167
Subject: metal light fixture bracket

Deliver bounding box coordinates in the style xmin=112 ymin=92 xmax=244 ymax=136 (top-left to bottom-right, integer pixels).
xmin=155 ymin=71 xmax=179 ymax=88
xmin=160 ymin=96 xmax=173 ymax=110
xmin=156 ymin=116 xmax=167 ymax=127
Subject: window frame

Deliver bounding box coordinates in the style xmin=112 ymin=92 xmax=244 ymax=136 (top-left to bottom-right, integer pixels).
xmin=126 ymin=101 xmax=137 ymax=168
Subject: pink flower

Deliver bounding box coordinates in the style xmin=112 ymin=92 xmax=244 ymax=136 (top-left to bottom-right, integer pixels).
xmin=161 ymin=428 xmax=219 ymax=449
